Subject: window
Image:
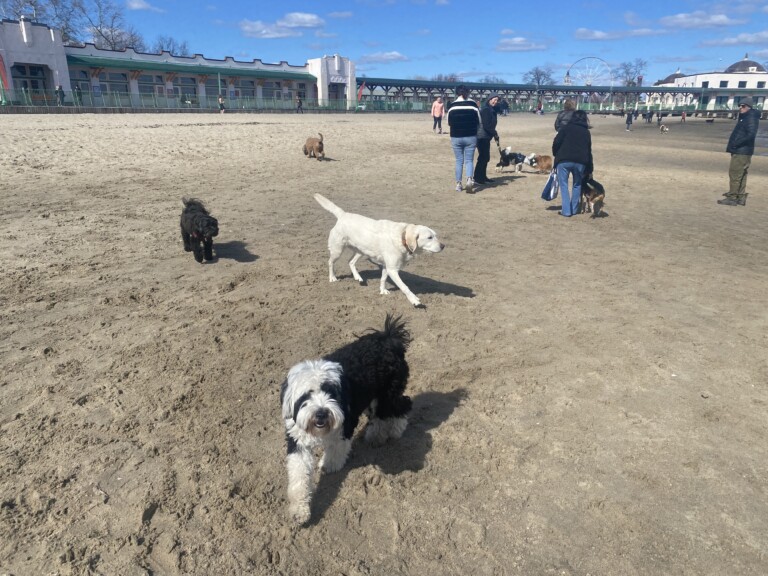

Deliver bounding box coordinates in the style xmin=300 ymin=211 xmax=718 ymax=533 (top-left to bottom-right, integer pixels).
xmin=297 ymin=82 xmax=306 ymax=99
xmin=204 ymin=77 xmax=227 ymax=95
xmin=758 ymin=82 xmax=766 ymax=89
xmin=702 ymin=81 xmax=709 ymax=88
xmin=719 ymin=81 xmax=728 ymax=88
xmin=10 ymin=64 xmax=48 ymax=91
xmin=262 ymin=81 xmax=281 ymax=98
xmin=138 ymin=74 xmax=164 ymax=94
xmin=238 ymin=79 xmax=255 ymax=98
xmin=738 ymin=81 xmax=747 ymax=88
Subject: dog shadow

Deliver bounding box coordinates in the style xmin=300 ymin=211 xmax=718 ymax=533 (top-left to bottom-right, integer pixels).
xmin=309 ymin=388 xmax=467 ymax=525
xmin=212 ymin=241 xmax=259 ymax=262
xmin=355 ymin=269 xmax=475 ymax=300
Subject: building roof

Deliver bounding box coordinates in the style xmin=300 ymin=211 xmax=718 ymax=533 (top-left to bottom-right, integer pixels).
xmin=724 ymin=54 xmax=767 ymax=74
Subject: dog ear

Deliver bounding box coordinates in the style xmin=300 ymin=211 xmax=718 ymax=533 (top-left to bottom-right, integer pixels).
xmin=404 ymin=225 xmax=420 ymax=253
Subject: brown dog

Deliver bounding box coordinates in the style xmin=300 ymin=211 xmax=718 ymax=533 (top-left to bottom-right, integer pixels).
xmin=524 ymin=153 xmax=553 ymax=174
xmin=580 ymin=174 xmax=605 ymax=217
xmin=303 ymin=133 xmax=324 ymax=160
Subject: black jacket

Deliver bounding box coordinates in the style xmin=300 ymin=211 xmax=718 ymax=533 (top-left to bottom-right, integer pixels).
xmin=552 ymin=111 xmax=593 ymax=173
xmin=447 ymin=98 xmax=481 ymax=138
xmin=477 ymin=102 xmax=498 ymax=140
xmin=726 ymin=108 xmax=760 ymax=156
xmin=554 ymin=109 xmax=574 ymax=132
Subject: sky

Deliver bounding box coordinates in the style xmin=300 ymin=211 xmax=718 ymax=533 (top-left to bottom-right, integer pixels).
xmin=124 ymin=0 xmax=768 ymax=85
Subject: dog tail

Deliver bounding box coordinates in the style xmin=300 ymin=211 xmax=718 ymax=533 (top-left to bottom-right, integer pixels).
xmin=318 ymin=133 xmax=323 ymax=142
xmin=381 ymin=313 xmax=412 ymax=350
xmin=314 ymin=193 xmax=345 ymax=218
xmin=182 ymin=197 xmax=208 ymax=213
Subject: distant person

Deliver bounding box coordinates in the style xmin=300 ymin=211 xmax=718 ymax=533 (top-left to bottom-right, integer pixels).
xmin=681 ymin=110 xmax=686 ymax=123
xmin=296 ymin=96 xmax=303 ymax=113
xmin=719 ymin=97 xmax=760 ymax=207
xmin=55 ymin=85 xmax=65 ymax=106
xmin=625 ymin=110 xmax=633 ymax=131
xmin=473 ymin=93 xmax=500 ymax=185
xmin=431 ymin=96 xmax=445 ymax=134
xmin=501 ymin=99 xmax=509 ymax=116
xmin=218 ymin=95 xmax=225 ymax=114
xmin=552 ymin=110 xmax=593 ymax=217
xmin=657 ymin=112 xmax=663 ymax=126
xmin=446 ymin=85 xmax=481 ymax=193
xmin=554 ymin=99 xmax=576 ymax=132
xmin=74 ymin=85 xmax=82 ymax=106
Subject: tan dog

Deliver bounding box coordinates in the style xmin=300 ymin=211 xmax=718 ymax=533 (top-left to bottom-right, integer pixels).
xmin=303 ymin=133 xmax=324 ymax=160
xmin=524 ymin=153 xmax=553 ymax=174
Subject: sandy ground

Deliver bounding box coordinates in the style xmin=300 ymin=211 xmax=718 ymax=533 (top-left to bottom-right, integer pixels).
xmin=1 ymin=111 xmax=767 ymax=576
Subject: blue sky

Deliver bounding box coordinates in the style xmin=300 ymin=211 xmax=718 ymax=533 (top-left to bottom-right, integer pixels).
xmin=125 ymin=0 xmax=768 ymax=85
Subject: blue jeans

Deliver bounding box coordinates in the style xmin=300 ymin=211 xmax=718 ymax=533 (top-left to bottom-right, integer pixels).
xmin=451 ymin=136 xmax=477 ymax=182
xmin=556 ymin=162 xmax=585 ymax=216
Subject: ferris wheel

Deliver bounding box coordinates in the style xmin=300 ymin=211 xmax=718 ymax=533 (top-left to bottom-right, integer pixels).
xmin=564 ymin=57 xmax=615 ymax=87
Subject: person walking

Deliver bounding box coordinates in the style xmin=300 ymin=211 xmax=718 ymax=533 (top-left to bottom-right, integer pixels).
xmin=55 ymin=85 xmax=65 ymax=106
xmin=296 ymin=96 xmax=303 ymax=113
xmin=473 ymin=93 xmax=500 ymax=185
xmin=218 ymin=95 xmax=225 ymax=114
xmin=446 ymin=85 xmax=481 ymax=193
xmin=681 ymin=110 xmax=686 ymax=123
xmin=625 ymin=110 xmax=633 ymax=131
xmin=555 ymin=99 xmax=576 ymax=132
xmin=552 ymin=110 xmax=593 ymax=217
xmin=431 ymin=96 xmax=445 ymax=134
xmin=719 ymin=97 xmax=760 ymax=206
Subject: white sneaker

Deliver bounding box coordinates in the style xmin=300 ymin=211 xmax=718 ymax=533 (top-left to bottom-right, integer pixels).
xmin=455 ymin=181 xmax=462 ymax=192
xmin=466 ymin=177 xmax=474 ymax=193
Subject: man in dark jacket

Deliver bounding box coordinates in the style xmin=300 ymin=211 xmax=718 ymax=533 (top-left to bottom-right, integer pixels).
xmin=473 ymin=93 xmax=500 ymax=185
xmin=719 ymin=97 xmax=760 ymax=206
xmin=552 ymin=110 xmax=593 ymax=217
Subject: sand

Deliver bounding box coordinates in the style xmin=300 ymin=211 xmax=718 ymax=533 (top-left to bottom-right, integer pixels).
xmin=1 ymin=111 xmax=767 ymax=576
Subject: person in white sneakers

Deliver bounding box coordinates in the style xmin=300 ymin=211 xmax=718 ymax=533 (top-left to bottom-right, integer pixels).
xmin=446 ymin=85 xmax=481 ymax=193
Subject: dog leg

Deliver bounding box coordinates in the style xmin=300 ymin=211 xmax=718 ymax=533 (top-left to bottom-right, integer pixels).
xmin=386 ymin=268 xmax=421 ymax=307
xmin=348 ymin=252 xmax=365 ymax=283
xmin=181 ymin=228 xmax=192 ymax=252
xmin=379 ymin=267 xmax=391 ymax=295
xmin=319 ymin=436 xmax=352 ymax=473
xmin=203 ymin=238 xmax=214 ymax=261
xmin=192 ymin=242 xmax=204 ymax=263
xmin=286 ymin=448 xmax=315 ymax=524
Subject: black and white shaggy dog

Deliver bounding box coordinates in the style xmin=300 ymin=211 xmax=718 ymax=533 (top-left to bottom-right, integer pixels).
xmin=280 ymin=314 xmax=412 ymax=525
xmin=496 ymin=147 xmax=526 ymax=173
xmin=180 ymin=197 xmax=219 ymax=263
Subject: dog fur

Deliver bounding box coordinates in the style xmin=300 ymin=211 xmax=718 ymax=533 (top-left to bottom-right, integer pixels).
xmin=281 ymin=313 xmax=412 ymax=525
xmin=314 ymin=193 xmax=445 ymax=307
xmin=659 ymin=124 xmax=669 ymax=133
xmin=180 ymin=197 xmax=219 ymax=263
xmin=525 ymin=153 xmax=554 ymax=174
xmin=580 ymin=174 xmax=605 ymax=218
xmin=496 ymin=147 xmax=526 ymax=173
xmin=303 ymin=133 xmax=325 ymax=160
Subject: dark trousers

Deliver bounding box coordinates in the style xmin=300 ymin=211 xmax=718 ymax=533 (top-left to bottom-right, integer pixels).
xmin=474 ymin=138 xmax=491 ymax=181
xmin=728 ymin=154 xmax=752 ymax=196
xmin=432 ymin=116 xmax=442 ymax=131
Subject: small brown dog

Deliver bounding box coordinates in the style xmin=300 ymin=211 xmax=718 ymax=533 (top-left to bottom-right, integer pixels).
xmin=303 ymin=133 xmax=324 ymax=160
xmin=580 ymin=174 xmax=605 ymax=217
xmin=524 ymin=153 xmax=553 ymax=174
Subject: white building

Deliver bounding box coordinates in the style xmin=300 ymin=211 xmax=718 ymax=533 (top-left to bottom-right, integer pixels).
xmin=653 ymin=54 xmax=766 ymax=111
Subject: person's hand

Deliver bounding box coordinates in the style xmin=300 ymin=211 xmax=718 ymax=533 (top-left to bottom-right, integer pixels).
xmin=494 ymin=135 xmax=500 ymax=144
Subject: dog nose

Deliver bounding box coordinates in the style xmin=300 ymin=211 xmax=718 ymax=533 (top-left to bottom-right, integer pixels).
xmin=314 ymin=408 xmax=329 ymax=424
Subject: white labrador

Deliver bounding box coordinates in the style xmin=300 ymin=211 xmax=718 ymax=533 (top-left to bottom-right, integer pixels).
xmin=314 ymin=194 xmax=445 ymax=307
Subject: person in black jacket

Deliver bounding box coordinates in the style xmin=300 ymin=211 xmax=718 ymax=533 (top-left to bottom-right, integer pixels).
xmin=552 ymin=110 xmax=593 ymax=217
xmin=447 ymin=85 xmax=482 ymax=193
xmin=554 ymin=99 xmax=576 ymax=132
xmin=473 ymin=93 xmax=500 ymax=185
xmin=719 ymin=97 xmax=760 ymax=206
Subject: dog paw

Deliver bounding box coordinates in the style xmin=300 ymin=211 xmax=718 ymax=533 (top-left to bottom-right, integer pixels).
xmin=329 ymin=277 xmax=339 ymax=283
xmin=289 ymin=504 xmax=311 ymax=525
xmin=380 ymin=288 xmax=390 ymax=295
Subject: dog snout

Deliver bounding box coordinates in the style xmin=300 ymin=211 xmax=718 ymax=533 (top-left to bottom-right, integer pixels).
xmin=313 ymin=408 xmax=330 ymax=427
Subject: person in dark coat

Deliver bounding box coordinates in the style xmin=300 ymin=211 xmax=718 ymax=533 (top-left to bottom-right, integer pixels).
xmin=473 ymin=93 xmax=500 ymax=185
xmin=555 ymin=99 xmax=576 ymax=132
xmin=719 ymin=97 xmax=760 ymax=206
xmin=552 ymin=110 xmax=593 ymax=217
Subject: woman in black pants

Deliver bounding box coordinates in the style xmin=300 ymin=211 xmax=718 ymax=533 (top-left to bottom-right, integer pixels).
xmin=474 ymin=93 xmax=500 ymax=185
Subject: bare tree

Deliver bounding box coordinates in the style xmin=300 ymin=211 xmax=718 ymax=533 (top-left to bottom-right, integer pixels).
xmin=73 ymin=0 xmax=145 ymax=50
xmin=481 ymin=75 xmax=506 ymax=84
xmin=152 ymin=35 xmax=190 ymax=56
xmin=432 ymin=73 xmax=462 ymax=83
xmin=522 ymin=66 xmax=554 ymax=87
xmin=616 ymin=58 xmax=647 ymax=86
xmin=0 ymin=0 xmax=80 ymax=42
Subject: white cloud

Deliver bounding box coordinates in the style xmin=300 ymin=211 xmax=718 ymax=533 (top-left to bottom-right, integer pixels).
xmin=239 ymin=12 xmax=325 ymax=39
xmin=495 ymin=37 xmax=547 ymax=51
xmin=659 ymin=11 xmax=743 ymax=29
xmin=574 ymin=27 xmax=666 ymax=40
xmin=500 ymin=29 xmax=515 ymax=35
xmin=328 ymin=11 xmax=353 ymax=18
xmin=126 ymin=0 xmax=164 ymax=13
xmin=315 ymin=30 xmax=337 ymax=38
xmin=702 ymin=29 xmax=768 ymax=45
xmin=359 ymin=51 xmax=409 ymax=64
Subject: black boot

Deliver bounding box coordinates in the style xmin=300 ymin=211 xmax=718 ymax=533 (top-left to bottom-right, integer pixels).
xmin=717 ymin=198 xmax=739 ymax=206
xmin=737 ymin=193 xmax=748 ymax=206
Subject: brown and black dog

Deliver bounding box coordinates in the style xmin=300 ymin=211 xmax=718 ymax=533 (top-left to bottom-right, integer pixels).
xmin=303 ymin=133 xmax=325 ymax=160
xmin=524 ymin=153 xmax=553 ymax=174
xmin=580 ymin=174 xmax=605 ymax=217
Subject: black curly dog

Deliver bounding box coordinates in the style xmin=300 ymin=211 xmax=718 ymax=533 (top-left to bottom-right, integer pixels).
xmin=180 ymin=198 xmax=219 ymax=263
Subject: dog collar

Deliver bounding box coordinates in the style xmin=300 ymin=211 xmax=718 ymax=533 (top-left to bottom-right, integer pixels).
xmin=401 ymin=232 xmax=414 ymax=254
